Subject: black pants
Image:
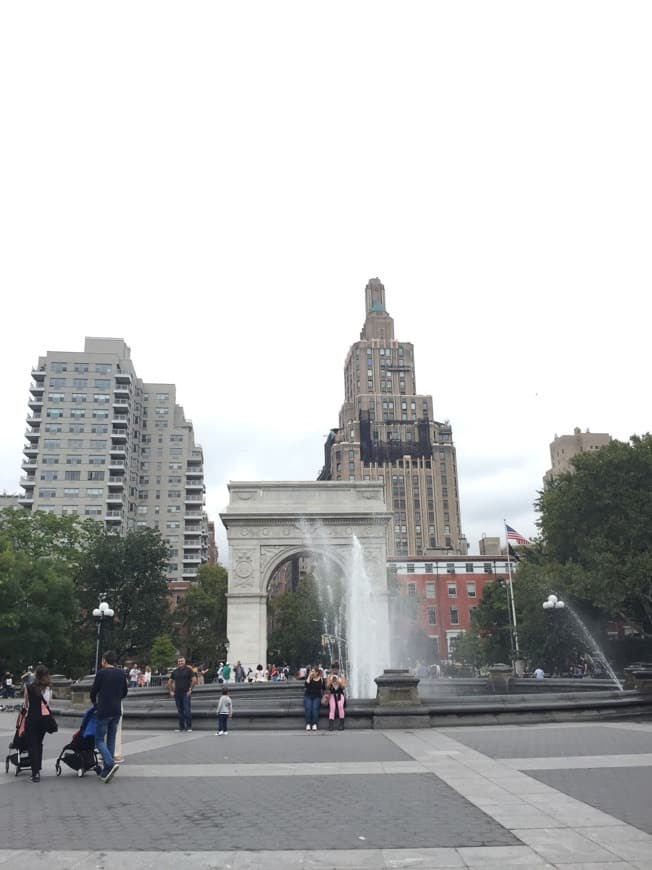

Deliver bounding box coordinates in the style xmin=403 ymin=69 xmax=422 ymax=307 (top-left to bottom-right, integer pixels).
xmin=26 ymin=724 xmax=45 ymax=776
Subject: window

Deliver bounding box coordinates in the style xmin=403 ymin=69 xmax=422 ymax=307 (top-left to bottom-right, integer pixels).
xmin=166 ymin=520 xmax=181 ymax=529
xmin=64 ymin=471 xmax=81 ymax=481
xmin=427 ymin=607 xmax=437 ymax=625
xmin=484 ymin=563 xmax=494 ymax=574
xmin=73 ymin=378 xmax=88 ymax=388
xmin=74 ymin=363 xmax=88 ymax=373
xmin=71 ymin=393 xmax=87 ymax=403
xmin=42 ymin=455 xmax=59 ymax=465
xmin=92 ymin=409 xmax=109 ymax=419
xmin=450 ymin=608 xmax=459 ymax=625
xmin=168 ymin=490 xmax=181 ymax=498
xmin=90 ymin=440 xmax=107 ymax=449
xmin=446 ymin=562 xmax=455 ymax=574
xmin=137 ymin=505 xmax=148 ymax=514
xmin=167 ymin=505 xmax=180 ymax=513
xmin=68 ymin=424 xmax=85 ymax=433
xmin=63 ymin=488 xmax=79 ymax=498
xmin=88 ymin=470 xmax=105 ymax=481
xmin=50 ymin=362 xmax=67 ymax=372
xmin=91 ymin=424 xmax=108 ymax=433
xmin=406 ymin=563 xmax=415 ymax=573
xmin=407 ymin=583 xmax=416 ymax=597
xmin=447 ymin=583 xmax=457 ymax=598
xmin=46 ymin=408 xmax=64 ymax=418
xmin=94 ymin=378 xmax=111 ymax=388
xmin=95 ymin=363 xmax=112 ymax=373
xmin=467 ymin=582 xmax=477 ymax=598
xmin=43 ymin=439 xmax=61 ymax=449
xmin=93 ymin=393 xmax=110 ymax=403
xmin=85 ymin=505 xmax=102 ymax=516
xmin=68 ymin=439 xmax=83 ymax=448
xmin=45 ymin=423 xmax=63 ymax=433
xmin=86 ymin=487 xmax=104 ymax=496
xmin=155 ymin=407 xmax=169 ymax=415
xmin=425 ymin=582 xmax=435 ymax=599
xmin=40 ymin=471 xmax=58 ymax=481
xmin=70 ymin=408 xmax=86 ymax=418
xmin=38 ymin=488 xmax=56 ymax=498
xmin=48 ymin=393 xmax=65 ymax=402
xmin=425 ymin=562 xmax=433 ymax=573
xmin=156 ymin=392 xmax=169 ymax=401
xmin=465 ymin=563 xmax=474 ymax=573
xmin=66 ymin=455 xmax=82 ymax=465
xmin=88 ymin=456 xmax=105 ymax=465
xmin=50 ymin=377 xmax=66 ymax=387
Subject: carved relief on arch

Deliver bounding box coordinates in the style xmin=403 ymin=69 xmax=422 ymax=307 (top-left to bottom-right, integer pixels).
xmin=230 ymin=547 xmax=257 ymax=592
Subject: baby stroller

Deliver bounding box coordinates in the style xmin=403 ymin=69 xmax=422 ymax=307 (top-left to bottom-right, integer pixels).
xmin=5 ymin=707 xmax=31 ymax=776
xmin=55 ymin=706 xmax=102 ymax=777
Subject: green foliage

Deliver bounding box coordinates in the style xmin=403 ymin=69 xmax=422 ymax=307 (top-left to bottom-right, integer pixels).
xmin=149 ymin=634 xmax=178 ymax=672
xmin=537 ymin=434 xmax=652 ymax=633
xmin=174 ymin=563 xmax=228 ymax=665
xmin=76 ymin=527 xmax=172 ymax=663
xmin=451 ymin=631 xmax=484 ymax=671
xmin=0 ymin=539 xmax=78 ymax=674
xmin=469 ymin=577 xmax=514 ymax=666
xmin=0 ymin=507 xmax=97 ymax=566
xmin=268 ymin=574 xmax=323 ymax=667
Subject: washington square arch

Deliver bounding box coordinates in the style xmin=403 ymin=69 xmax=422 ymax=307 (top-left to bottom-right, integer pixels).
xmin=220 ymin=481 xmax=392 ymax=695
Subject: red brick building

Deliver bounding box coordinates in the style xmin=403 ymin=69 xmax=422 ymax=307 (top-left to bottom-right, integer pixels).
xmin=388 ymin=555 xmax=513 ymax=661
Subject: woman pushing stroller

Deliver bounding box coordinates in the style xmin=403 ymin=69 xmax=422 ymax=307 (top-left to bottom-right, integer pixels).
xmin=23 ymin=664 xmax=53 ymax=782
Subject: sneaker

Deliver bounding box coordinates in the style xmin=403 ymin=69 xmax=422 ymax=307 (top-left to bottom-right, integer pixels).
xmin=31 ymin=774 xmax=40 ymax=783
xmin=187 ymin=729 xmax=193 ymax=732
xmin=174 ymin=728 xmax=186 ymax=732
xmin=305 ymin=724 xmax=311 ymax=731
xmin=100 ymin=764 xmax=119 ymax=783
xmin=312 ymin=724 xmax=318 ymax=731
xmin=218 ymin=731 xmax=223 ymax=735
xmin=223 ymin=731 xmax=228 ymax=735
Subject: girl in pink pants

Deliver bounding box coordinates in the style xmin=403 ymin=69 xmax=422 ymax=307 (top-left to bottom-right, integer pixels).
xmin=327 ymin=669 xmax=346 ymax=730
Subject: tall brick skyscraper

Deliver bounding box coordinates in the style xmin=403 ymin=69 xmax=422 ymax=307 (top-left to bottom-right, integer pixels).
xmin=319 ymin=278 xmax=467 ymax=558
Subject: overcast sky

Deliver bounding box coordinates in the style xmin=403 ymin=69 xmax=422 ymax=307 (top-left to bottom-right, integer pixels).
xmin=1 ymin=2 xmax=650 ymax=559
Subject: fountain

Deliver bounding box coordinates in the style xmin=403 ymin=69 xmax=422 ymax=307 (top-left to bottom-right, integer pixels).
xmin=298 ymin=521 xmax=390 ymax=698
xmin=542 ymin=594 xmax=624 ymax=691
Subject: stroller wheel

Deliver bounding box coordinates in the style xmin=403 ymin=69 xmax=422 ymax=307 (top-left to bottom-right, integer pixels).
xmin=4 ymin=760 xmax=8 ymax=774
xmin=77 ymin=768 xmax=84 ymax=777
xmin=56 ymin=764 xmax=61 ymax=777
xmin=14 ymin=767 xmax=20 ymax=776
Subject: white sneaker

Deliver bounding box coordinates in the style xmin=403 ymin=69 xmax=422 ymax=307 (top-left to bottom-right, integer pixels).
xmin=215 ymin=732 xmax=220 ymax=735
xmin=305 ymin=724 xmax=311 ymax=731
xmin=187 ymin=729 xmax=193 ymax=733
xmin=312 ymin=724 xmax=318 ymax=731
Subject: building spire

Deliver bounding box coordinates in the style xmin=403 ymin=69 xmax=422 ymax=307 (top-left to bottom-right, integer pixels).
xmin=365 ymin=277 xmax=386 ymax=315
xmin=361 ymin=278 xmax=394 ymax=341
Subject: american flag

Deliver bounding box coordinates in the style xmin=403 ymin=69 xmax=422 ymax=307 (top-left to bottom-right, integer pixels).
xmin=506 ymin=524 xmax=530 ymax=546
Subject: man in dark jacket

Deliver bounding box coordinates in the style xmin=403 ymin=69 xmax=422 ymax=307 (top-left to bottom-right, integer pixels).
xmin=168 ymin=656 xmax=196 ymax=732
xmin=90 ymin=650 xmax=128 ymax=783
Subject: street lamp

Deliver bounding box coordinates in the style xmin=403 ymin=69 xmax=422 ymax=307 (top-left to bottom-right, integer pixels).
xmin=542 ymin=594 xmax=565 ymax=611
xmin=92 ymin=596 xmax=115 ymax=673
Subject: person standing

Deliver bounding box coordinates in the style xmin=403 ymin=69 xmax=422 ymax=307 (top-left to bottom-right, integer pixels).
xmin=168 ymin=656 xmax=196 ymax=732
xmin=128 ymin=664 xmax=140 ymax=688
xmin=90 ymin=650 xmax=128 ymax=783
xmin=23 ymin=664 xmax=52 ymax=782
xmin=303 ymin=665 xmax=325 ymax=731
xmin=221 ymin=662 xmax=232 ymax=684
xmin=216 ymin=688 xmax=233 ymax=735
xmin=533 ymin=666 xmax=545 ymax=680
xmin=234 ymin=661 xmax=245 ymax=683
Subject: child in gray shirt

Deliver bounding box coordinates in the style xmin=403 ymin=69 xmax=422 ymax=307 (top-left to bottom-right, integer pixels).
xmin=216 ymin=688 xmax=232 ymax=734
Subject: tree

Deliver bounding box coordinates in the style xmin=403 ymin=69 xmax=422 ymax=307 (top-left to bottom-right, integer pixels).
xmin=469 ymin=576 xmax=514 ymax=665
xmin=174 ymin=563 xmax=228 ymax=665
xmin=149 ymin=634 xmax=178 ymax=672
xmin=0 ymin=507 xmax=97 ymax=566
xmin=537 ymin=435 xmax=652 ymax=633
xmin=76 ymin=527 xmax=171 ymax=664
xmin=0 ymin=539 xmax=79 ymax=675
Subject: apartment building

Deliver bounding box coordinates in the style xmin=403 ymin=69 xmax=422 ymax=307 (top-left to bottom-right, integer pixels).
xmin=20 ymin=337 xmax=209 ymax=588
xmin=318 ymin=278 xmax=467 ymax=558
xmin=544 ymin=427 xmax=612 ymax=485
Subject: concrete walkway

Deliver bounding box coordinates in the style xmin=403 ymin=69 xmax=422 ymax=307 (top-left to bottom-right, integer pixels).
xmin=2 ymin=711 xmax=652 ymax=868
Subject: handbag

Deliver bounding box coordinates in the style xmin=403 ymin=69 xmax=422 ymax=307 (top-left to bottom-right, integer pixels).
xmin=321 ymin=692 xmax=330 ymax=707
xmin=41 ymin=699 xmax=58 ymax=733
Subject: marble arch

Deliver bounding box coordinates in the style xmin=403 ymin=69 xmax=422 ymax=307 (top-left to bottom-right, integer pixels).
xmin=219 ymin=481 xmax=392 ymax=670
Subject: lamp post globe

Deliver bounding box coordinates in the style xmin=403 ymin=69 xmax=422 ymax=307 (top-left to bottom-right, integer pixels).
xmin=93 ymin=595 xmax=115 ymax=673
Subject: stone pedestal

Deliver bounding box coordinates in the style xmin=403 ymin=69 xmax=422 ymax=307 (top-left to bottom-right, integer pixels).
xmin=488 ymin=663 xmax=513 ymax=694
xmin=624 ymin=663 xmax=652 ymax=692
xmin=374 ymin=669 xmax=421 ymax=705
xmin=50 ymin=674 xmax=73 ymax=700
xmin=70 ymin=675 xmax=95 ymax=708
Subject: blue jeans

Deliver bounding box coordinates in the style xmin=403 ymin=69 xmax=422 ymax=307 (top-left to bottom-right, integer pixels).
xmin=304 ymin=695 xmax=321 ymax=726
xmin=174 ymin=692 xmax=192 ymax=730
xmin=95 ymin=714 xmax=121 ymax=772
xmin=217 ymin=713 xmax=229 ymax=733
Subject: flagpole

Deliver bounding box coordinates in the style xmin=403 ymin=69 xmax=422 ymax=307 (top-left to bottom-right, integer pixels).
xmin=504 ymin=520 xmax=521 ymax=663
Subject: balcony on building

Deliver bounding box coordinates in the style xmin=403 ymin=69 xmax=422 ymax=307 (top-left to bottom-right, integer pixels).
xmin=106 ymin=493 xmax=123 ymax=505
xmin=184 ymin=493 xmax=204 ymax=504
xmin=21 ymin=457 xmax=37 ymax=469
xmin=111 ymin=427 xmax=127 ymax=441
xmin=28 ymin=396 xmax=43 ymax=411
xmin=23 ymin=444 xmax=39 ymax=457
xmin=24 ymin=427 xmax=41 ymax=442
xmin=113 ymin=384 xmax=131 ymax=399
xmin=29 ymin=382 xmax=45 ymax=397
xmin=108 ymin=458 xmax=127 ymax=472
xmin=182 ymin=568 xmax=199 ymax=580
xmin=31 ymin=367 xmax=46 ymax=382
xmin=112 ymin=413 xmax=129 ymax=427
xmin=183 ymin=553 xmax=202 ymax=563
xmin=184 ymin=539 xmax=202 ymax=549
xmin=109 ymin=443 xmax=127 ymax=458
xmin=187 ymin=450 xmax=203 ymax=467
xmin=26 ymin=412 xmax=42 ymax=425
xmin=185 ymin=466 xmax=203 ymax=478
xmin=108 ymin=475 xmax=125 ymax=488
xmin=115 ymin=371 xmax=132 ymax=385
xmin=185 ymin=479 xmax=204 ymax=491
xmin=112 ymin=400 xmax=129 ymax=415
xmin=104 ymin=510 xmax=123 ymax=522
xmin=20 ymin=474 xmax=36 ymax=487
xmin=184 ymin=509 xmax=203 ymax=522
xmin=18 ymin=493 xmax=34 ymax=506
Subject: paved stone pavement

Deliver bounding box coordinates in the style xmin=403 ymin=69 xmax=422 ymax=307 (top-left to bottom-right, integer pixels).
xmin=3 ymin=711 xmax=652 ymax=868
